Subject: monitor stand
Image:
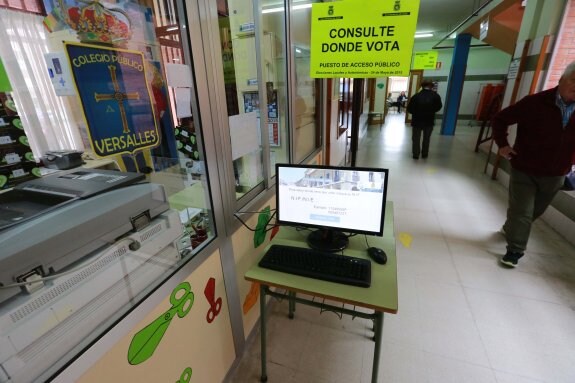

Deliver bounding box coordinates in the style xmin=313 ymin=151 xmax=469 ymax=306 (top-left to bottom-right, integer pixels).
xmin=307 ymin=229 xmax=349 ymax=252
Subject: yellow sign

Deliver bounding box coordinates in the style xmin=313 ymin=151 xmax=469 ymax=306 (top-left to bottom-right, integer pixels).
xmin=310 ymin=0 xmax=420 ymax=78
xmin=413 ymin=51 xmax=438 ymax=70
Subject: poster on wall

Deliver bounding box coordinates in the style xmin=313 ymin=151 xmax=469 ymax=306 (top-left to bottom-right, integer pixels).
xmin=310 ymin=0 xmax=420 ymax=78
xmin=267 ymin=88 xmax=279 ymax=147
xmin=413 ymin=51 xmax=438 ymax=70
xmin=507 ymin=58 xmax=520 ymax=80
xmin=44 ymin=52 xmax=76 ymax=96
xmin=243 ymin=90 xmax=280 ymax=147
xmin=65 ymin=42 xmax=160 ymax=157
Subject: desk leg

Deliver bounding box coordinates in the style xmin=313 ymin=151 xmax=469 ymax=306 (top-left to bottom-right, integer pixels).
xmin=371 ymin=311 xmax=384 ymax=383
xmin=288 ymin=291 xmax=296 ymax=319
xmin=260 ymin=285 xmax=268 ymax=382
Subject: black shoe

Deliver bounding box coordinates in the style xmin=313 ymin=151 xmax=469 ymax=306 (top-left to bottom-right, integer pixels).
xmin=413 ymin=155 xmax=419 ymax=160
xmin=500 ymin=251 xmax=524 ymax=268
xmin=422 ymin=155 xmax=428 ymax=159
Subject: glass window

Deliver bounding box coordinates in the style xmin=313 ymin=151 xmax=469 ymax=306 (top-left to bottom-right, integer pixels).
xmin=291 ymin=1 xmax=321 ymax=163
xmin=262 ymin=0 xmax=288 ymax=176
xmin=0 ymin=1 xmax=214 ymax=381
xmin=218 ymin=0 xmax=265 ymax=198
xmin=216 ymin=0 xmax=290 ymax=193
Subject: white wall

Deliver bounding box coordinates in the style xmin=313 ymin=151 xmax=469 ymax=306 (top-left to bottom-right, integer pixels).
xmin=412 ymin=40 xmax=512 ymax=123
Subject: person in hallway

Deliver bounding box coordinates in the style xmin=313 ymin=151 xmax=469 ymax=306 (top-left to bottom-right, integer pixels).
xmin=493 ymin=61 xmax=575 ymax=268
xmin=406 ymin=80 xmax=442 ymax=159
xmin=397 ymin=91 xmax=408 ymax=113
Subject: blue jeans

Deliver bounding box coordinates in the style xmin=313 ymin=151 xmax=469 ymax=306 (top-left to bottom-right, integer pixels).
xmin=503 ymin=168 xmax=564 ymax=253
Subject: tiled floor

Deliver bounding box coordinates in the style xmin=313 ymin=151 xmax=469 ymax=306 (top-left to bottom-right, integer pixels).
xmin=230 ymin=114 xmax=575 ymax=382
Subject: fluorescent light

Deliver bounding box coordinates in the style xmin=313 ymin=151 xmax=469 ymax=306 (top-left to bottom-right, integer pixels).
xmin=415 ymin=33 xmax=433 ymax=38
xmin=262 ymin=3 xmax=312 ymax=13
xmin=262 ymin=6 xmax=284 ymax=13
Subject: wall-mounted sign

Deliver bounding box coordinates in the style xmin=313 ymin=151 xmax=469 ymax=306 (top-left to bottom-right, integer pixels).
xmin=65 ymin=42 xmax=159 ymax=157
xmin=310 ymin=0 xmax=420 ymax=78
xmin=44 ymin=52 xmax=76 ymax=96
xmin=413 ymin=51 xmax=438 ymax=70
xmin=507 ymin=58 xmax=521 ymax=80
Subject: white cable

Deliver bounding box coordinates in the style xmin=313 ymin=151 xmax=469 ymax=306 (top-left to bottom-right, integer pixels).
xmin=0 ymin=238 xmax=136 ymax=289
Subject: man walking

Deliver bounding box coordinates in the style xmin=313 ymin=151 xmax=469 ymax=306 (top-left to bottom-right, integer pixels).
xmin=407 ymin=80 xmax=442 ymax=159
xmin=493 ymin=61 xmax=575 ymax=267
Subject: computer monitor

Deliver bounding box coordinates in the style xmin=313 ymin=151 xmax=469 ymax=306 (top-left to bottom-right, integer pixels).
xmin=276 ymin=163 xmax=389 ymax=252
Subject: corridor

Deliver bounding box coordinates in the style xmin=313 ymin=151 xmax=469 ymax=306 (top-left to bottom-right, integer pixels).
xmin=231 ymin=113 xmax=575 ymax=383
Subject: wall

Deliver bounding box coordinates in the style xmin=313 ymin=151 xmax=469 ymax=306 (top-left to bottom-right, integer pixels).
xmin=413 ymin=40 xmax=512 ymax=124
xmin=75 ymin=250 xmax=235 ymax=383
xmin=374 ymin=78 xmax=388 ymax=113
xmin=231 ymin=195 xmax=276 ymax=338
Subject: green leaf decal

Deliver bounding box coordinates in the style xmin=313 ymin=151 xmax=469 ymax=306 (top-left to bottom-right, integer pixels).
xmin=127 ymin=315 xmax=173 ymax=365
xmin=5 ymin=100 xmax=16 ymax=112
xmin=12 ymin=119 xmax=23 ymax=129
xmin=24 ymin=152 xmax=34 ymax=161
xmin=0 ymin=175 xmax=7 ymax=188
xmin=18 ymin=136 xmax=29 ymax=146
xmin=254 ymin=206 xmax=271 ymax=248
xmin=31 ymin=168 xmax=42 ymax=177
xmin=127 ymin=282 xmax=194 ymax=365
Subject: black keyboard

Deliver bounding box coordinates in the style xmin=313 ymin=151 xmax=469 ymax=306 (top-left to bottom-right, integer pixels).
xmin=258 ymin=244 xmax=371 ymax=288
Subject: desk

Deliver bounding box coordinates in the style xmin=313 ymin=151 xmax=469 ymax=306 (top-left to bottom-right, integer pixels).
xmin=245 ymin=203 xmax=397 ymax=382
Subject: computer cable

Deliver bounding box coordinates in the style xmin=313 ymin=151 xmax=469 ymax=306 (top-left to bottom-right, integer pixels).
xmin=233 ymin=209 xmax=278 ymax=233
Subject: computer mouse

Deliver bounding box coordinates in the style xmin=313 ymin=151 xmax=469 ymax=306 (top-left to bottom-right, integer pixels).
xmin=367 ymin=247 xmax=387 ymax=264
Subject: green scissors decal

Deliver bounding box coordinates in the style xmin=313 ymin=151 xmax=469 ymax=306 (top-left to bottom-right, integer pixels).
xmin=176 ymin=367 xmax=192 ymax=383
xmin=128 ymin=282 xmax=194 ymax=365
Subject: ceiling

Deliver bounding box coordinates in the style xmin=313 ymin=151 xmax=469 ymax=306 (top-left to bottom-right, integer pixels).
xmin=415 ymin=0 xmax=487 ymax=38
xmin=416 ymin=0 xmax=526 ymax=54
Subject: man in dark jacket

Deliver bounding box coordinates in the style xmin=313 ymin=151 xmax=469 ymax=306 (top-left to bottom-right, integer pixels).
xmin=407 ymin=80 xmax=442 ymax=159
xmin=493 ymin=61 xmax=575 ymax=267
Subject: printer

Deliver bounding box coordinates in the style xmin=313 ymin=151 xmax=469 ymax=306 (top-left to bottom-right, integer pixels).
xmin=0 ymin=168 xmax=185 ymax=382
xmin=0 ymin=168 xmax=181 ymax=303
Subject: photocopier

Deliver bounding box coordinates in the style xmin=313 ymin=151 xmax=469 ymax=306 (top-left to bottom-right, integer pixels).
xmin=0 ymin=168 xmax=185 ymax=382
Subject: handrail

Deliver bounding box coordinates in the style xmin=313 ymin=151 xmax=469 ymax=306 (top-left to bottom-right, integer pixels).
xmin=432 ymin=0 xmax=494 ymax=49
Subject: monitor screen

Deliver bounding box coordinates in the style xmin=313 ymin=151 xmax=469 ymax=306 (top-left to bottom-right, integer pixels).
xmin=276 ymin=163 xmax=389 ymax=252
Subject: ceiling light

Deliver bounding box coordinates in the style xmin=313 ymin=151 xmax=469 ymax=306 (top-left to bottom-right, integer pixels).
xmin=414 ymin=33 xmax=433 ymax=38
xmin=262 ymin=2 xmax=312 ymax=13
xmin=262 ymin=6 xmax=284 ymax=13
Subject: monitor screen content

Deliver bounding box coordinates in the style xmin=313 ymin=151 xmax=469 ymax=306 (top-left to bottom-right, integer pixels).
xmin=276 ymin=164 xmax=389 ymax=252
